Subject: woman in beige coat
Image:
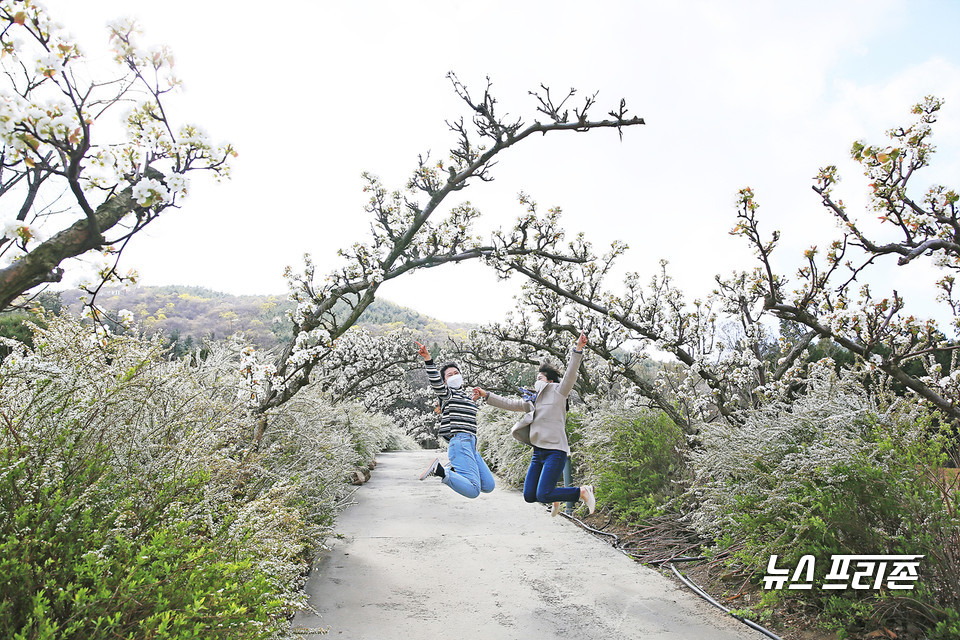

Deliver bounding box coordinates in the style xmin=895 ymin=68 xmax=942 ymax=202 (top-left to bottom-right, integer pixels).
xmin=473 ymin=333 xmax=596 ymax=516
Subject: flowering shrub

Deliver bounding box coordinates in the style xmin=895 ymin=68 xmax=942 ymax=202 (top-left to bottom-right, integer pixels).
xmin=476 ymin=398 xmax=686 ymax=522
xmin=683 ymin=365 xmax=960 ymax=635
xmin=576 ymin=402 xmax=686 ymax=521
xmin=0 ymin=314 xmax=413 ymax=638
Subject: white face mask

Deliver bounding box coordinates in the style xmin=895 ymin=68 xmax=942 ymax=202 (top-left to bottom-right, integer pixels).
xmin=446 ymin=373 xmax=464 ymax=389
xmin=534 ymin=379 xmax=548 ymax=393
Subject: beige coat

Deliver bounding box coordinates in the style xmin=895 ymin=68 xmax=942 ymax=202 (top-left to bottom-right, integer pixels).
xmin=486 ymin=348 xmax=583 ymax=453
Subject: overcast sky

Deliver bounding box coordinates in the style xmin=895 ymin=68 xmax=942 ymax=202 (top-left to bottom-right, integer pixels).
xmin=39 ymin=0 xmax=960 ymax=325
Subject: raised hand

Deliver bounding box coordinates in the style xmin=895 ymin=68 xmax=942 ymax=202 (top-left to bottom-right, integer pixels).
xmin=415 ymin=340 xmax=431 ymax=360
xmin=576 ymin=332 xmax=587 ymax=351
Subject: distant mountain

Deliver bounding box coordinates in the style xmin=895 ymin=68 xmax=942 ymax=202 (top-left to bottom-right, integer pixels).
xmin=56 ymin=285 xmax=474 ymax=351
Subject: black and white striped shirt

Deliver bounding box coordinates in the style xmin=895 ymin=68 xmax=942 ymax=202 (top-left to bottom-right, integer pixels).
xmin=425 ymin=359 xmax=478 ymax=441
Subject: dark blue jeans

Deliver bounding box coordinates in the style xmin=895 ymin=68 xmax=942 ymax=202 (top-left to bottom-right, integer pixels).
xmin=523 ymin=446 xmax=580 ymax=504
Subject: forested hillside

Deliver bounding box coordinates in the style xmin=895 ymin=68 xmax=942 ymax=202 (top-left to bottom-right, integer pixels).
xmin=54 ymin=286 xmax=473 ymax=352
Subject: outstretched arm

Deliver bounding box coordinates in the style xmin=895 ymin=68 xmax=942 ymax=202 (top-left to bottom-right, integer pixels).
xmin=558 ymin=332 xmax=587 ymax=397
xmin=416 ymin=341 xmax=449 ymax=399
xmin=475 ymin=387 xmax=532 ymax=412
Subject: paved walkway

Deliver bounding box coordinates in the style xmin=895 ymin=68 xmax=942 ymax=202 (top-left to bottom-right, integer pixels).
xmin=293 ymin=450 xmax=762 ymax=639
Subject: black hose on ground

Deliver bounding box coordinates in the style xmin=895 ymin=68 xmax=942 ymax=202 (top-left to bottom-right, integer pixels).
xmin=558 ymin=511 xmax=619 ymax=543
xmin=645 ymin=555 xmax=707 ymax=565
xmin=667 ymin=563 xmax=783 ymax=640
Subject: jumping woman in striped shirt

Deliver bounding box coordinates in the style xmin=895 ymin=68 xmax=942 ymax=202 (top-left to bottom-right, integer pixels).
xmin=415 ymin=341 xmax=495 ymax=499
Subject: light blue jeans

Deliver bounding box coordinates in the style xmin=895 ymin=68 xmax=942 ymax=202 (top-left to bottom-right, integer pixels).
xmin=442 ymin=433 xmax=495 ymax=499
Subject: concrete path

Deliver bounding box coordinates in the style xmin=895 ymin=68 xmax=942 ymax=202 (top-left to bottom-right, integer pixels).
xmin=293 ymin=450 xmax=762 ymax=639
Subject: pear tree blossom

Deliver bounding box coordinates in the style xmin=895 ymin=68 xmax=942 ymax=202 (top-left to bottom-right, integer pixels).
xmin=258 ymin=74 xmax=644 ymax=415
xmin=464 ymin=227 xmax=810 ymax=432
xmin=735 ymin=97 xmax=960 ymax=424
xmin=457 ymin=99 xmax=960 ymax=435
xmin=0 ymin=1 xmax=235 ymax=312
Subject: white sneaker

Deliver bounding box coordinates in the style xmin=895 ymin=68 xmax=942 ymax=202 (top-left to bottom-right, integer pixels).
xmin=418 ymin=457 xmax=440 ymax=481
xmin=581 ymin=485 xmax=596 ymax=514
xmin=551 ymin=502 xmax=561 ymax=517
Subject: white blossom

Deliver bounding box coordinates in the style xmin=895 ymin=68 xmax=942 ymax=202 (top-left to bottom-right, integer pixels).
xmin=131 ymin=177 xmax=170 ymax=207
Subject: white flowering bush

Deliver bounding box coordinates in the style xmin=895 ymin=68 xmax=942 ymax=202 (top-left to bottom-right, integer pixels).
xmin=0 ymin=314 xmax=412 ymax=638
xmin=687 ymin=366 xmax=912 ymax=541
xmin=682 ymin=364 xmax=960 ymax=635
